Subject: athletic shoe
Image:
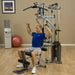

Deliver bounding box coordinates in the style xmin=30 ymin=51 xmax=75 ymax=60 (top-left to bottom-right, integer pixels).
xmin=31 ymin=67 xmax=36 ymax=74
xmin=16 ymin=64 xmax=23 ymax=68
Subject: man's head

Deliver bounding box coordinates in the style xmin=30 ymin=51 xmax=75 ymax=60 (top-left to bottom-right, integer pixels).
xmin=36 ymin=25 xmax=42 ymax=33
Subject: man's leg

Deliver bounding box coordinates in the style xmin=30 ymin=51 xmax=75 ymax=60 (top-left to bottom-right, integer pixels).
xmin=17 ymin=48 xmax=28 ymax=68
xmin=31 ymin=50 xmax=38 ymax=66
xmin=31 ymin=50 xmax=38 ymax=74
xmin=18 ymin=48 xmax=28 ymax=59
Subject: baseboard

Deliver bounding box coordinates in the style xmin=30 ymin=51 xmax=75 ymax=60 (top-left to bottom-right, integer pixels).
xmin=21 ymin=44 xmax=32 ymax=46
xmin=0 ymin=44 xmax=75 ymax=47
xmin=61 ymin=44 xmax=75 ymax=46
xmin=21 ymin=44 xmax=75 ymax=46
xmin=0 ymin=44 xmax=4 ymax=46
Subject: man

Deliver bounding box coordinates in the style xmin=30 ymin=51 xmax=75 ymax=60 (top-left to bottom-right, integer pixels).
xmin=17 ymin=24 xmax=52 ymax=74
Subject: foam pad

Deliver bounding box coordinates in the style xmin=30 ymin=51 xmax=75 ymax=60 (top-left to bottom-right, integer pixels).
xmin=41 ymin=47 xmax=47 ymax=51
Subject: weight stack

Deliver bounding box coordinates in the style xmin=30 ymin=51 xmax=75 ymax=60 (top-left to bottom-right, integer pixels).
xmin=51 ymin=41 xmax=62 ymax=64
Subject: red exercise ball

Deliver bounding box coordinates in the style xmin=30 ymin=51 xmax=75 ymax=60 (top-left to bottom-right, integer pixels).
xmin=12 ymin=35 xmax=22 ymax=47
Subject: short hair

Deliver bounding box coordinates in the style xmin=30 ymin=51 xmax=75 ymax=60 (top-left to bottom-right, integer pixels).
xmin=37 ymin=25 xmax=42 ymax=29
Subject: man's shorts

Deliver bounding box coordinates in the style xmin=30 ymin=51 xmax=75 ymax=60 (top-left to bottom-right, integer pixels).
xmin=26 ymin=47 xmax=42 ymax=55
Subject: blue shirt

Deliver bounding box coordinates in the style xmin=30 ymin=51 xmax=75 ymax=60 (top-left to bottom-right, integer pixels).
xmin=32 ymin=32 xmax=46 ymax=47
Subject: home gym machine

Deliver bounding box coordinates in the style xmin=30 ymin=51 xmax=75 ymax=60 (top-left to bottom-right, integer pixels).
xmin=13 ymin=2 xmax=62 ymax=74
xmin=23 ymin=2 xmax=62 ymax=64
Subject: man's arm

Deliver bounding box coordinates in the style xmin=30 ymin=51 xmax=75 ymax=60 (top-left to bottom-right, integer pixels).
xmin=44 ymin=25 xmax=52 ymax=38
xmin=26 ymin=23 xmax=32 ymax=36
